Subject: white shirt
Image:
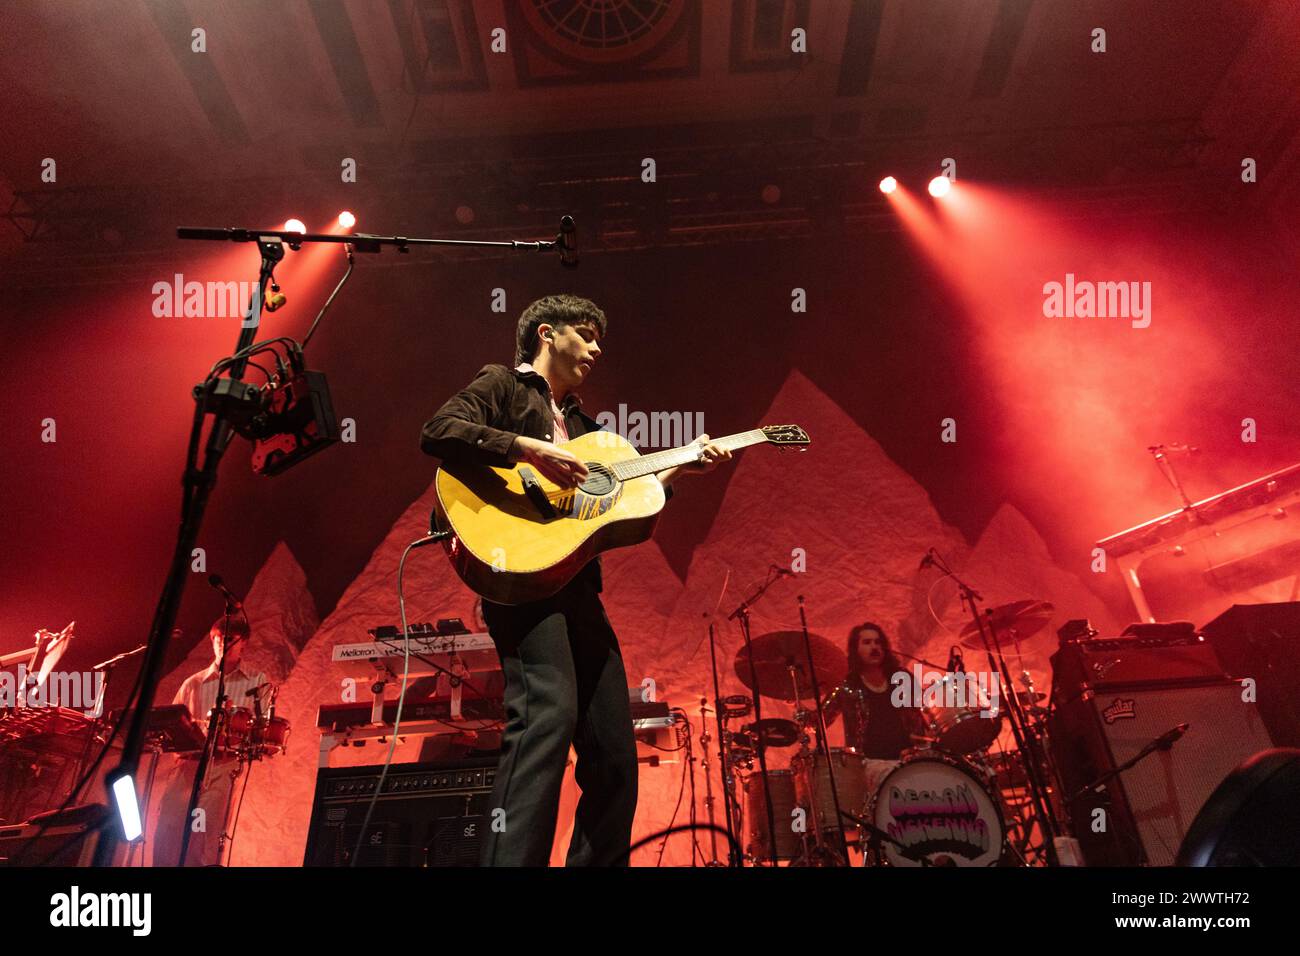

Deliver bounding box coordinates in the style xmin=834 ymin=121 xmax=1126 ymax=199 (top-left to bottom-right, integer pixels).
xmin=173 ymin=662 xmax=271 ymax=731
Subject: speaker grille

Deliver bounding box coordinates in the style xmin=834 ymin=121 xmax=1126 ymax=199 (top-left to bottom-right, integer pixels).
xmin=1091 ymin=682 xmax=1273 ymax=865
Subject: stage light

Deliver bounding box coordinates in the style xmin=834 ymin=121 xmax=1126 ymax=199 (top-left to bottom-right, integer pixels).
xmin=455 ymin=205 xmax=475 ymax=225
xmin=110 ymin=773 xmax=143 ymax=840
xmin=338 ymin=211 xmax=355 ymax=229
xmin=879 ymin=176 xmax=898 ymax=195
xmin=284 ymin=218 xmax=307 ymax=234
xmin=928 ymin=176 xmax=951 ymax=198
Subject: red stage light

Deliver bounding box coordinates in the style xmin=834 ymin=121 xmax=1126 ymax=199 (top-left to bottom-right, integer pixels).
xmin=284 ymin=218 xmax=307 ymax=234
xmin=337 ymin=211 xmax=355 ymax=229
xmin=928 ymin=176 xmax=951 ymax=198
xmin=879 ymin=176 xmax=898 ymax=195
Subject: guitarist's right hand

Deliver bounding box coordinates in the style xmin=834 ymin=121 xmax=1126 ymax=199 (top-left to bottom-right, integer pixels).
xmin=510 ymin=436 xmax=590 ymax=489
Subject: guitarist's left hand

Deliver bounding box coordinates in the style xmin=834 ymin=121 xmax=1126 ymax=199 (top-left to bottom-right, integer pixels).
xmin=686 ymin=434 xmax=732 ymax=474
xmin=657 ymin=434 xmax=733 ymax=487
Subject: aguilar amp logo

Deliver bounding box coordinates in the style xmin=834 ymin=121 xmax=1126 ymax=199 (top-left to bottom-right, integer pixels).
xmin=1102 ymin=698 xmax=1137 ymax=724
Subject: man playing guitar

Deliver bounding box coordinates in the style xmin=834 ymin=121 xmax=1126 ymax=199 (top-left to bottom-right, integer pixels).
xmin=420 ymin=294 xmax=732 ymax=866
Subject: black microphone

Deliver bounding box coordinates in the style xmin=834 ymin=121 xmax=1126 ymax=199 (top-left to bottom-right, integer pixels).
xmin=770 ymin=564 xmax=795 ymax=577
xmin=207 ymin=574 xmax=243 ymax=610
xmin=558 ymin=215 xmax=578 ymax=269
xmin=1154 ymin=723 xmax=1189 ymax=749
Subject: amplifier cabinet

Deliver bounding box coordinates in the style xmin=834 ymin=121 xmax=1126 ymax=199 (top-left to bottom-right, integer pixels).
xmin=303 ymin=757 xmax=497 ymax=867
xmin=1050 ymin=679 xmax=1274 ymax=865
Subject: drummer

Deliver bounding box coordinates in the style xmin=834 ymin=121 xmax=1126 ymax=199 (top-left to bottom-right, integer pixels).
xmin=172 ymin=616 xmax=269 ymax=732
xmin=821 ymin=623 xmax=924 ymax=763
xmin=153 ymin=615 xmax=270 ymax=866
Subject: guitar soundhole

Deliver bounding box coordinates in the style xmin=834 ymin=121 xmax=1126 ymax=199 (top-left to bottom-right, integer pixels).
xmin=578 ymin=462 xmax=616 ymax=496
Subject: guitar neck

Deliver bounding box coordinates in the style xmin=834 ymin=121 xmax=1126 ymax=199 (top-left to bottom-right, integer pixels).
xmin=610 ymin=430 xmax=768 ymax=482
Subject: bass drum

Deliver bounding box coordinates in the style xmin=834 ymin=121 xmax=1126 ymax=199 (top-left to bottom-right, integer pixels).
xmin=869 ymin=750 xmax=1005 ymax=867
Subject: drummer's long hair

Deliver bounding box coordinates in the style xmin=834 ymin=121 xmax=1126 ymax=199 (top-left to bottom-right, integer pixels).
xmin=846 ymin=621 xmax=903 ymax=684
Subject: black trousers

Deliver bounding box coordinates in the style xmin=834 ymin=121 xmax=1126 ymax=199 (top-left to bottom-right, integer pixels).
xmin=478 ymin=573 xmax=639 ymax=866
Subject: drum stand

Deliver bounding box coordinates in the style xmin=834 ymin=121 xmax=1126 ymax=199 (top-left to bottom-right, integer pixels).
xmin=213 ymin=754 xmax=248 ymax=867
xmin=696 ymin=697 xmax=725 ymax=867
xmin=731 ymin=603 xmax=780 ymax=865
xmin=754 ymin=596 xmax=851 ymax=867
xmin=704 ymin=622 xmax=742 ymax=867
xmin=787 ymin=717 xmax=844 ymax=867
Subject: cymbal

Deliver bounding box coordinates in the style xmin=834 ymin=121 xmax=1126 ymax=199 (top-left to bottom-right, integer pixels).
xmin=735 ymin=718 xmax=801 ymax=749
xmin=734 ymin=631 xmax=846 ymax=701
xmin=958 ymin=600 xmax=1054 ymax=650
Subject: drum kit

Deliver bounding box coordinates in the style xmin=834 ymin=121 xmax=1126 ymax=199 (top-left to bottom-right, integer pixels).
xmin=720 ymin=600 xmax=1062 ymax=867
xmin=213 ymin=696 xmax=290 ymax=759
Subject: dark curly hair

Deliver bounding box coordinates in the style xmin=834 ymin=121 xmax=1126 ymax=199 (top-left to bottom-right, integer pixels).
xmin=845 ymin=621 xmax=903 ymax=684
xmin=514 ymin=294 xmax=607 ymax=366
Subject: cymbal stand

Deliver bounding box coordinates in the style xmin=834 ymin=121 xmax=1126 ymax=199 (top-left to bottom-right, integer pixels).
xmin=789 ymin=595 xmax=850 ymax=866
xmin=726 ymin=568 xmax=787 ymax=865
xmin=929 ymin=551 xmax=1063 ymax=865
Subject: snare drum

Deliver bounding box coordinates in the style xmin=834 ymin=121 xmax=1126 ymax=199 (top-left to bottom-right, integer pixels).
xmin=791 ymin=747 xmax=868 ymax=835
xmin=921 ymin=673 xmax=1003 ymax=754
xmin=869 ymin=750 xmax=1005 ymax=867
xmin=219 ymin=707 xmax=254 ymax=752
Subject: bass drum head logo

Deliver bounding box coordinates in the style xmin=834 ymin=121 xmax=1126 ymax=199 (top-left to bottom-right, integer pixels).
xmin=872 ymin=755 xmax=1003 ymax=867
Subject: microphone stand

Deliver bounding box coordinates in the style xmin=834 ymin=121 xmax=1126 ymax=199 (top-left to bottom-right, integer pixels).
xmin=794 ymin=594 xmax=850 ymax=865
xmin=927 ymin=551 xmax=1063 ymax=866
xmin=1069 ymin=725 xmax=1188 ymax=802
xmin=93 ymin=219 xmax=575 ymax=866
xmin=178 ymin=602 xmax=236 ymax=866
xmin=70 ymin=644 xmax=147 ymax=807
xmin=727 ymin=569 xmax=786 ymax=865
xmin=1067 ymin=725 xmax=1187 ymax=866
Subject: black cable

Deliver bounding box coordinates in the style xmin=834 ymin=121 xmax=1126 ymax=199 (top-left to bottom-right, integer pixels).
xmin=301 ymin=244 xmax=353 ymax=351
xmin=655 ymin=715 xmax=693 ymax=867
xmin=347 ymin=534 xmax=425 ymax=866
xmin=673 ymin=708 xmax=704 ymax=867
xmin=623 ymin=823 xmax=743 ymax=867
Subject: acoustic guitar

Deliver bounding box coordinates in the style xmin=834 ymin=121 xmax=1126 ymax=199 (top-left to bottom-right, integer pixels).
xmin=429 ymin=424 xmax=810 ymax=604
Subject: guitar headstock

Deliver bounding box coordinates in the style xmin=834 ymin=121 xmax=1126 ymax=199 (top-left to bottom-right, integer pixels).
xmin=760 ymin=424 xmax=810 ymax=448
